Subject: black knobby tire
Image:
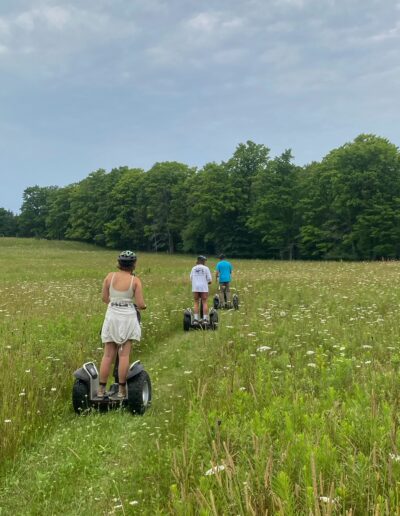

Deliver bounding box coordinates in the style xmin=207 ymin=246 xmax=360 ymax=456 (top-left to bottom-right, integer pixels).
xmin=127 ymin=371 xmax=152 ymax=415
xmin=213 ymin=295 xmax=220 ymax=310
xmin=72 ymin=380 xmax=90 ymax=414
xmin=233 ymin=294 xmax=239 ymax=310
xmin=183 ymin=311 xmax=191 ymax=331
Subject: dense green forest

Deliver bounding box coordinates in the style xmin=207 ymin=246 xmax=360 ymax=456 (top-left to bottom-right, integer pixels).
xmin=2 ymin=134 xmax=400 ymax=259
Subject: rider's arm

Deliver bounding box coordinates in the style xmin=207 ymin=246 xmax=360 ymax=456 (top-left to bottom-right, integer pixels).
xmin=102 ymin=274 xmax=111 ymax=304
xmin=134 ymin=278 xmax=146 ymax=310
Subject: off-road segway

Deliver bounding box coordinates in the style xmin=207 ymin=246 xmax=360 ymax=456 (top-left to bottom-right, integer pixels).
xmin=183 ymin=298 xmax=218 ymax=331
xmin=72 ymin=356 xmax=151 ymax=415
xmin=72 ymin=309 xmax=152 ymax=415
xmin=213 ymin=284 xmax=239 ymax=310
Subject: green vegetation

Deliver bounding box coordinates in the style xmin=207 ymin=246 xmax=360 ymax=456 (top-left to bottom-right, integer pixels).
xmin=4 ymin=133 xmax=400 ymax=260
xmin=1 ymin=238 xmax=400 ymax=514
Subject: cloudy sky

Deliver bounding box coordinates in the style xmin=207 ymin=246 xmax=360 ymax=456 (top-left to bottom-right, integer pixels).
xmin=0 ymin=0 xmax=399 ymax=212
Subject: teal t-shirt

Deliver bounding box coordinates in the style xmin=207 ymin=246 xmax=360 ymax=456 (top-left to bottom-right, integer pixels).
xmin=216 ymin=260 xmax=232 ymax=282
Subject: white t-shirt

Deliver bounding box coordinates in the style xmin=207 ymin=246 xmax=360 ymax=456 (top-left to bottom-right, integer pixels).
xmin=190 ymin=264 xmax=212 ymax=292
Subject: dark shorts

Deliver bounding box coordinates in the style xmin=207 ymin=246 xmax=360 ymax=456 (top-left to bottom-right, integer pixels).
xmin=193 ymin=292 xmax=208 ymax=300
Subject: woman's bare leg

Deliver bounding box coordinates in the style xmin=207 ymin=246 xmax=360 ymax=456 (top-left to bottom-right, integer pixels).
xmin=193 ymin=292 xmax=200 ymax=316
xmin=201 ymin=292 xmax=209 ymax=317
xmin=118 ymin=341 xmax=132 ymax=385
xmin=99 ymin=342 xmax=118 ymax=384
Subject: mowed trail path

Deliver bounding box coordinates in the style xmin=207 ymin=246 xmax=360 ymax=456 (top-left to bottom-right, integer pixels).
xmin=1 ymin=322 xmax=230 ymax=515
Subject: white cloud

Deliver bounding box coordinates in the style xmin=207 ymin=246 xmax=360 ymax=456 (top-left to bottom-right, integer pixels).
xmin=187 ymin=11 xmax=244 ymax=35
xmin=213 ymin=48 xmax=246 ymax=64
xmin=146 ymin=45 xmax=179 ymax=67
xmin=12 ymin=5 xmax=109 ymax=34
xmin=274 ymin=0 xmax=306 ymax=6
xmin=146 ymin=10 xmax=247 ymax=69
xmin=42 ymin=6 xmax=72 ymax=30
xmin=370 ymin=21 xmax=400 ymax=42
xmin=260 ymin=44 xmax=301 ymax=67
xmin=0 ymin=3 xmax=136 ymax=69
xmin=187 ymin=12 xmax=219 ymax=32
xmin=0 ymin=17 xmax=10 ymax=35
xmin=15 ymin=6 xmax=72 ymax=32
xmin=15 ymin=11 xmax=36 ymax=31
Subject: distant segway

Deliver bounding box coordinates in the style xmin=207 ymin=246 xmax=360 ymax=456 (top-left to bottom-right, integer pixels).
xmin=72 ymin=309 xmax=151 ymax=415
xmin=183 ymin=298 xmax=218 ymax=331
xmin=213 ymin=284 xmax=239 ymax=310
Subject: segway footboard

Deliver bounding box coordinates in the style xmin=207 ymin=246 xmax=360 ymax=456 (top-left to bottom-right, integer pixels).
xmin=183 ymin=308 xmax=218 ymax=331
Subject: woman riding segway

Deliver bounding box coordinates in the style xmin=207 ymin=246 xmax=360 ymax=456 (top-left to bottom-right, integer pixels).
xmin=98 ymin=251 xmax=146 ymax=398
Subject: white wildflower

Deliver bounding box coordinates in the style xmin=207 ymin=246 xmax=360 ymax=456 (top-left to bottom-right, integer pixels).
xmin=205 ymin=464 xmax=225 ymax=476
xmin=257 ymin=346 xmax=271 ymax=352
xmin=307 ymin=363 xmax=317 ymax=368
xmin=319 ymin=496 xmax=337 ymax=504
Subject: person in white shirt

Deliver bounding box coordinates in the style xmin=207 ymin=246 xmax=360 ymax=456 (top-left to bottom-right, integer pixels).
xmin=190 ymin=255 xmax=212 ymax=321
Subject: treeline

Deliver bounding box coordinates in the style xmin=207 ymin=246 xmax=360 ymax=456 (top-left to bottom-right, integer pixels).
xmin=2 ymin=133 xmax=400 ymax=259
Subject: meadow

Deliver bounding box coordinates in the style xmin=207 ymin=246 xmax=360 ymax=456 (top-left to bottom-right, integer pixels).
xmin=1 ymin=238 xmax=400 ymax=515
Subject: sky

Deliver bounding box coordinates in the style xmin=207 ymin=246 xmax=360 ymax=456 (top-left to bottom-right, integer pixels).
xmin=0 ymin=0 xmax=399 ymax=212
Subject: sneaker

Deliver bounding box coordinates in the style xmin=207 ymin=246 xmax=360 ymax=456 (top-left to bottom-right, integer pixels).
xmin=118 ymin=385 xmax=127 ymax=398
xmin=97 ymin=385 xmax=106 ymax=398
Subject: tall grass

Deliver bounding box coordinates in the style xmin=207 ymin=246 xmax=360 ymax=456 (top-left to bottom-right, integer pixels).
xmin=1 ymin=238 xmax=400 ymax=514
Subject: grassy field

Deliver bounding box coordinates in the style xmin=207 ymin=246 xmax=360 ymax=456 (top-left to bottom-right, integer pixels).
xmin=1 ymin=238 xmax=400 ymax=515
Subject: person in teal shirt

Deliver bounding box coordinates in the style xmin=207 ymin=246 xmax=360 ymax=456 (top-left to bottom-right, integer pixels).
xmin=215 ymin=254 xmax=233 ymax=305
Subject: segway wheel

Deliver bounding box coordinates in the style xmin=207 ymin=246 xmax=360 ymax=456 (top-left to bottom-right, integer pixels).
xmin=127 ymin=371 xmax=152 ymax=415
xmin=213 ymin=295 xmax=220 ymax=310
xmin=209 ymin=309 xmax=219 ymax=330
xmin=72 ymin=380 xmax=90 ymax=414
xmin=233 ymin=294 xmax=239 ymax=310
xmin=183 ymin=310 xmax=192 ymax=331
